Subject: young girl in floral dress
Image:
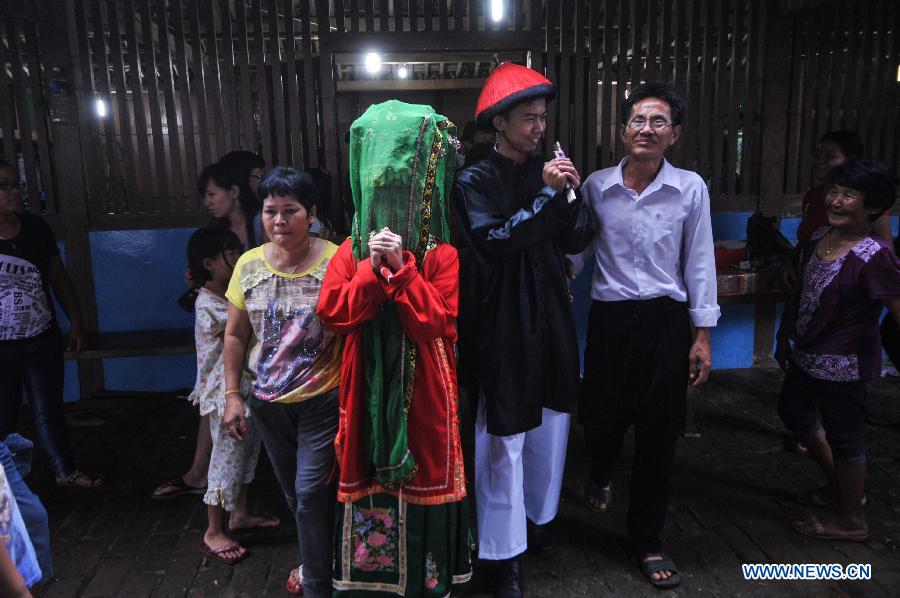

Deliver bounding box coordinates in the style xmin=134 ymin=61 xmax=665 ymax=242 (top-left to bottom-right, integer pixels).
xmin=186 ymin=227 xmax=278 ymax=565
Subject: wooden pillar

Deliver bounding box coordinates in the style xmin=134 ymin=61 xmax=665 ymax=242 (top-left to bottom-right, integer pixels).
xmin=50 ymin=1 xmax=106 ymax=396
xmin=757 ymin=1 xmax=791 ymax=218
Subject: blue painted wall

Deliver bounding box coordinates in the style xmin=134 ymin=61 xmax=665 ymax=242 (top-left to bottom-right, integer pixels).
xmin=62 ymin=213 xmax=899 ymax=401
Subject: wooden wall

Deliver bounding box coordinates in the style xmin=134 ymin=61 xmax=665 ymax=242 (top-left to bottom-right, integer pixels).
xmin=0 ymin=0 xmax=897 ymax=226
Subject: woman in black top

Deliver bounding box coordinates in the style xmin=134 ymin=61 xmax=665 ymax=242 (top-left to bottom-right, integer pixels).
xmin=0 ymin=159 xmax=103 ymax=487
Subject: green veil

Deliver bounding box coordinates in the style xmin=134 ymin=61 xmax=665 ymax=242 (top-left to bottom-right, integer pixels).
xmin=348 ymin=100 xmax=458 ymax=487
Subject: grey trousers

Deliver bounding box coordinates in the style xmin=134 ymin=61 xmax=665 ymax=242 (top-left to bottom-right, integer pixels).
xmin=249 ymin=389 xmax=338 ymax=598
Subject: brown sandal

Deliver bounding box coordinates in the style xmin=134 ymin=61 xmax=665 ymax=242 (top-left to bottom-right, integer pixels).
xmin=56 ymin=470 xmax=105 ymax=488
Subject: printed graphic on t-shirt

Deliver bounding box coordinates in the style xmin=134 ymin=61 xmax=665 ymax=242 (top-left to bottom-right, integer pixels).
xmin=0 ymin=254 xmax=52 ymax=340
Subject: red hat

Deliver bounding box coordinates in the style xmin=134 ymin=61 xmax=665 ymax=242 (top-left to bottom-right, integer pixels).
xmin=475 ymin=62 xmax=556 ymax=125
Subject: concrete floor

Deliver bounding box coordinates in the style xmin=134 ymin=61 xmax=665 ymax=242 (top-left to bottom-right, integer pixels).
xmin=18 ymin=368 xmax=900 ymax=596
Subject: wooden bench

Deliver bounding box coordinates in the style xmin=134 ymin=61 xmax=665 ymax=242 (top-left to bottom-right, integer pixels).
xmin=684 ymin=269 xmax=789 ymax=435
xmin=63 ymin=328 xmax=195 ymax=360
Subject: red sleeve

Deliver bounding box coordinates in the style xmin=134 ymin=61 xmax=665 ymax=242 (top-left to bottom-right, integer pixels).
xmin=383 ymin=243 xmax=459 ymax=344
xmin=316 ymin=239 xmax=391 ymax=332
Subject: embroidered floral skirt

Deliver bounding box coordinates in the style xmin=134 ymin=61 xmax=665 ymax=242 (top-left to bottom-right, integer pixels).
xmin=333 ymin=493 xmax=474 ymax=596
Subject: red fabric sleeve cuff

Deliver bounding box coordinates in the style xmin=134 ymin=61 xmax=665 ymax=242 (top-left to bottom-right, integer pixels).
xmin=381 ymin=251 xmax=418 ymax=293
xmin=356 ymin=258 xmax=390 ymax=303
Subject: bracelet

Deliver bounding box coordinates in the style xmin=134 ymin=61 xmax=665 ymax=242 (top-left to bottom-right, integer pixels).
xmin=224 ymin=389 xmax=242 ymax=397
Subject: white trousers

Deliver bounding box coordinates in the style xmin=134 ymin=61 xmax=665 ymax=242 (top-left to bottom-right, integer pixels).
xmin=474 ymin=399 xmax=570 ymax=560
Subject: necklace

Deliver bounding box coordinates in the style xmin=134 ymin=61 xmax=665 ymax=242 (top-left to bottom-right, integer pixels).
xmin=274 ymin=239 xmax=313 ymax=274
xmin=823 ymin=231 xmax=861 ymax=256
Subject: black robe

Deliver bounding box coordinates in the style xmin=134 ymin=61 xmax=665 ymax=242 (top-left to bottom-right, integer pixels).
xmin=452 ymin=147 xmax=594 ymax=436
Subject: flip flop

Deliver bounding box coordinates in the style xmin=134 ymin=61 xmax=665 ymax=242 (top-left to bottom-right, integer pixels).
xmin=151 ymin=478 xmax=206 ymax=499
xmin=56 ymin=470 xmax=106 ymax=488
xmin=640 ymin=553 xmax=681 ymax=589
xmin=792 ymin=516 xmax=869 ymax=542
xmin=229 ymin=513 xmax=282 ymax=533
xmin=200 ymin=541 xmax=248 ymax=565
xmin=285 ymin=566 xmax=303 ymax=595
xmin=585 ymin=480 xmax=612 ymax=513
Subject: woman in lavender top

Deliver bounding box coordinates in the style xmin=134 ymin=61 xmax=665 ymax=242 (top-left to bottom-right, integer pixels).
xmin=775 ymin=158 xmax=900 ymax=542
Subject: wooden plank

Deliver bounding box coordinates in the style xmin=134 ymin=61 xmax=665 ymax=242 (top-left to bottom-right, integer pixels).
xmin=697 ymin=0 xmax=715 ymax=187
xmin=454 ymin=0 xmax=463 ymax=31
xmin=300 ymin=0 xmax=319 ymax=167
xmin=795 ymin=11 xmax=817 ymax=192
xmin=155 ymin=0 xmax=187 ymax=207
xmin=843 ymin=1 xmax=862 ymax=135
xmin=629 ymin=0 xmax=639 ymax=89
xmin=557 ymin=0 xmax=572 ymax=157
xmin=188 ymin=0 xmax=213 ymax=168
xmin=645 ymin=0 xmax=658 ymax=82
xmin=172 ymin=0 xmax=200 ymax=200
xmin=439 ymin=0 xmax=448 ymax=32
xmin=827 ymin=1 xmax=844 ymax=132
xmin=394 ymin=0 xmax=403 ymax=32
xmin=709 ymin=0 xmax=727 ymax=198
xmin=529 ymin=0 xmax=540 ymax=32
xmin=812 ymin=6 xmax=831 ymax=153
xmin=380 ymin=0 xmax=389 ymax=31
xmin=423 ymin=0 xmax=432 ymax=31
xmin=69 ymin=0 xmax=108 ymax=216
xmin=515 ymin=0 xmax=524 ymax=31
xmin=285 ymin=0 xmax=303 ymax=166
xmin=586 ymin=0 xmax=599 ymax=171
xmin=867 ymin=0 xmax=887 ymax=157
xmin=725 ymin=0 xmax=740 ymax=197
xmin=571 ymin=0 xmax=586 ymax=170
xmin=544 ymin=0 xmax=559 ymax=151
xmin=757 ymin=8 xmax=791 ymax=216
xmin=742 ymin=0 xmax=762 ymax=195
xmin=884 ymin=0 xmax=898 ymax=168
xmin=365 ymin=0 xmax=375 ymax=32
xmin=316 ymin=0 xmax=339 ymax=193
xmin=784 ymin=9 xmax=809 ymax=191
xmin=202 ymin=0 xmax=226 ymax=160
xmin=217 ymin=0 xmax=241 ymax=153
xmin=251 ymin=0 xmax=273 ymax=164
xmin=64 ymin=329 xmax=195 ymax=361
xmin=658 ymin=0 xmax=670 ymax=83
xmin=615 ymin=0 xmax=628 ymax=158
xmin=234 ymin=0 xmax=256 ymax=150
xmin=6 ymin=6 xmax=42 ymax=214
xmin=21 ymin=13 xmax=58 ymax=214
xmin=350 ymin=0 xmax=359 ymax=32
xmin=104 ymin=0 xmax=139 ymax=211
xmin=599 ymin=0 xmax=613 ymax=168
xmin=671 ymin=0 xmax=687 ymax=166
xmin=320 ymin=29 xmax=536 ymax=52
xmin=268 ymin=0 xmax=288 ymax=164
xmin=335 ymin=77 xmax=486 ymax=91
xmin=752 ymin=301 xmax=777 ymax=366
xmin=124 ymin=0 xmax=156 ymax=206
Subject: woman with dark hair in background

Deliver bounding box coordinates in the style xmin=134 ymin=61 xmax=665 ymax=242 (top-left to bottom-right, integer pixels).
xmin=201 ymin=161 xmax=263 ymax=249
xmin=796 ymin=131 xmax=892 ymax=247
xmin=775 ymin=158 xmax=900 ymax=542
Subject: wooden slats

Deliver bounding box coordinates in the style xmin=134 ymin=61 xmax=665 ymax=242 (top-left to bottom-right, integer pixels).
xmin=188 ymin=0 xmax=213 ymax=168
xmin=155 ymin=0 xmax=187 ymax=207
xmin=2 ymin=0 xmax=896 ymax=229
xmin=172 ymin=0 xmax=199 ymax=201
xmin=268 ymin=0 xmax=288 ymax=165
xmin=284 ymin=0 xmax=303 ymax=166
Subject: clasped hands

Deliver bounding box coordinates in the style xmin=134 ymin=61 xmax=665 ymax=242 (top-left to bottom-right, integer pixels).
xmin=542 ymin=157 xmax=581 ymax=193
xmin=369 ymin=227 xmax=404 ymax=273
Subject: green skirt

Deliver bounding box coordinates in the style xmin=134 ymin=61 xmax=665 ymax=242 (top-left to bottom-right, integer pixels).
xmin=333 ymin=493 xmax=474 ymax=596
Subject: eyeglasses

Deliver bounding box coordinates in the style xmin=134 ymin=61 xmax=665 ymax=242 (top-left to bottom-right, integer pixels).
xmin=626 ymin=118 xmax=672 ymax=131
xmin=0 ymin=181 xmax=22 ymax=192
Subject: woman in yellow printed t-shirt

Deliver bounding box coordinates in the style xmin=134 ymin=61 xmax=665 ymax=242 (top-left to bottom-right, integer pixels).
xmin=222 ymin=167 xmax=341 ymax=598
